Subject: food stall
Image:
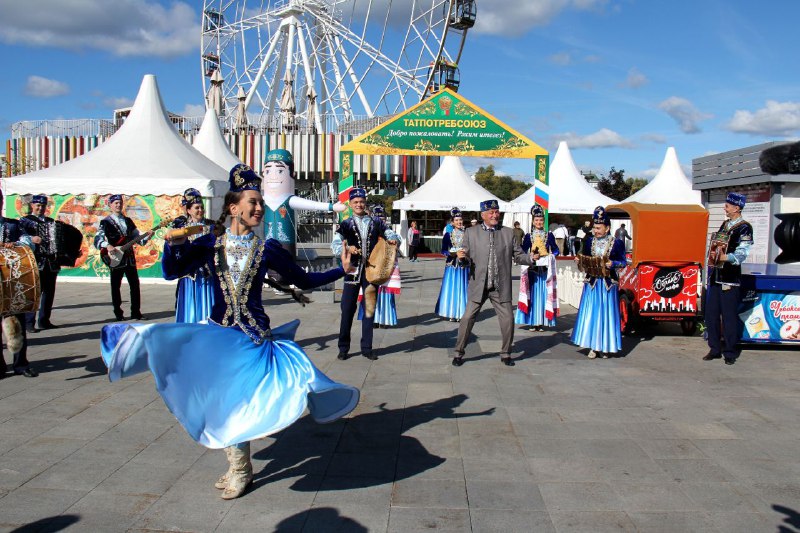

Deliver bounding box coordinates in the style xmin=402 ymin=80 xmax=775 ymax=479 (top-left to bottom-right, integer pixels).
xmin=738 ymin=264 xmax=800 ymax=344
xmin=606 ymin=202 xmax=709 ymax=335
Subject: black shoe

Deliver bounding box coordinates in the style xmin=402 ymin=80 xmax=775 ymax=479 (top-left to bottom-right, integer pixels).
xmin=724 ymin=357 xmax=736 ymax=365
xmin=15 ymin=368 xmax=39 ymax=378
xmin=39 ymin=321 xmax=59 ymax=329
xmin=131 ymin=314 xmax=146 ymax=320
xmin=26 ymin=325 xmax=38 ymax=333
xmin=114 ymin=314 xmax=124 ymax=322
xmin=362 ymin=351 xmax=377 ymax=361
xmin=451 ymin=357 xmax=464 ymax=367
xmin=337 ymin=351 xmax=349 ymax=361
xmin=501 ymin=357 xmax=515 ymax=367
xmin=702 ymin=351 xmax=722 ymax=361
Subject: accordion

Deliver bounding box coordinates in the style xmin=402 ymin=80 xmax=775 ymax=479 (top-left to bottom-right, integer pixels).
xmin=707 ymin=231 xmax=729 ymax=267
xmin=365 ymin=238 xmax=397 ymax=285
xmin=576 ymin=254 xmax=611 ymax=278
xmin=45 ymin=220 xmax=83 ymax=267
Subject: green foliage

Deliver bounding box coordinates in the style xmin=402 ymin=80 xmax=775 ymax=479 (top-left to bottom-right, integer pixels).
xmin=473 ymin=165 xmax=532 ymax=201
xmin=626 ymin=177 xmax=649 ymax=196
xmin=596 ymin=167 xmax=631 ymax=201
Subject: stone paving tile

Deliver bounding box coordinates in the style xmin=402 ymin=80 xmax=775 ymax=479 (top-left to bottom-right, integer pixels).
xmin=1 ymin=267 xmax=800 ymax=531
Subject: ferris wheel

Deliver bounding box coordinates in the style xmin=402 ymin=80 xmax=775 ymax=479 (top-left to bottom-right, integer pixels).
xmin=200 ymin=0 xmax=476 ymax=131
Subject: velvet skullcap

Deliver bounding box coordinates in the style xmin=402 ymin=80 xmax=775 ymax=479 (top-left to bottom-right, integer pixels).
xmin=531 ymin=204 xmax=545 ymax=218
xmin=725 ymin=192 xmax=746 ymax=209
xmin=31 ymin=194 xmax=48 ymax=205
xmin=592 ymin=205 xmax=610 ymax=226
xmin=181 ymin=188 xmax=203 ymax=207
xmin=349 ymin=187 xmax=367 ymax=200
xmin=480 ymin=199 xmax=499 ymax=212
xmin=107 ymin=194 xmax=123 ymax=205
xmin=450 ymin=207 xmax=462 ymax=218
xmin=229 ymin=164 xmax=262 ymax=192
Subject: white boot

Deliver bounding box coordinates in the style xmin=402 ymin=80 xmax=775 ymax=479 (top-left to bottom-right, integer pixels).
xmin=215 ymin=446 xmax=234 ymax=489
xmin=221 ymin=442 xmax=253 ymax=500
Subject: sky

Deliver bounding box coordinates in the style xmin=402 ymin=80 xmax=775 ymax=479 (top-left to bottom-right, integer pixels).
xmin=1 ymin=0 xmax=799 ymax=182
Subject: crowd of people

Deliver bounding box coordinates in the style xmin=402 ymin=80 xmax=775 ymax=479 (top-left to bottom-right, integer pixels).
xmin=1 ymin=148 xmax=755 ymax=502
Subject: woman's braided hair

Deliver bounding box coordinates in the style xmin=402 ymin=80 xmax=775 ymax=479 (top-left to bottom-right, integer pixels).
xmin=213 ymin=191 xmax=243 ymax=237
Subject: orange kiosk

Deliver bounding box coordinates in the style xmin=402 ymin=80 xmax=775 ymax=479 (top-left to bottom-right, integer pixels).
xmin=606 ymin=203 xmax=709 ymax=336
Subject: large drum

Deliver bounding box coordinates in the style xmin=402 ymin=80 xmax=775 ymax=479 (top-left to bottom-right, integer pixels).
xmin=0 ymin=245 xmax=41 ymax=317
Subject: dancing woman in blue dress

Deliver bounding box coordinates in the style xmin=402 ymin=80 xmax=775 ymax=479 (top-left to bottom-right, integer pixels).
xmin=435 ymin=208 xmax=469 ymax=321
xmin=571 ymin=206 xmax=627 ymax=359
xmin=171 ymin=188 xmax=216 ymax=323
xmin=100 ymin=164 xmax=359 ymax=499
xmin=515 ymin=204 xmax=559 ymax=330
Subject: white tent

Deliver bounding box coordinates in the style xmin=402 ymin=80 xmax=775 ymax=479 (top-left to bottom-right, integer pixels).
xmin=4 ymin=74 xmax=229 ymax=203
xmin=393 ymin=156 xmax=507 ymax=254
xmin=505 ymin=141 xmax=614 ymax=228
xmin=625 ymin=146 xmax=702 ymax=205
xmin=193 ymin=107 xmax=242 ymax=172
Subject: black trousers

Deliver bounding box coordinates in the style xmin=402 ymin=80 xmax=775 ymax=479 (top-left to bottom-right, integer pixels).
xmin=110 ymin=264 xmax=141 ymax=318
xmin=1 ymin=314 xmax=29 ymax=373
xmin=27 ymin=268 xmax=58 ymax=327
xmin=338 ymin=275 xmax=374 ymax=354
xmin=705 ymin=283 xmax=741 ymax=359
xmin=408 ymin=245 xmax=418 ymax=261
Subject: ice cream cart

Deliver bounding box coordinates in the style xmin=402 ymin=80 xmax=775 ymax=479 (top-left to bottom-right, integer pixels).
xmin=606 ymin=203 xmax=709 ymax=336
xmin=738 ymin=264 xmax=800 ymax=344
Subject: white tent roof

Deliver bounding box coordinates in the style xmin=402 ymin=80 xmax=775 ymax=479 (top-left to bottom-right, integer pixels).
xmin=625 ymin=146 xmax=702 ymax=205
xmin=510 ymin=141 xmax=614 ymax=214
xmin=3 ymin=74 xmax=229 ymax=198
xmin=193 ymin=107 xmax=242 ymax=172
xmin=393 ymin=156 xmax=507 ymax=211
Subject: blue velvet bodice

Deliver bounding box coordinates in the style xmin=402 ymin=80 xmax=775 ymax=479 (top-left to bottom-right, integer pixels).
xmin=163 ymin=233 xmax=344 ymax=344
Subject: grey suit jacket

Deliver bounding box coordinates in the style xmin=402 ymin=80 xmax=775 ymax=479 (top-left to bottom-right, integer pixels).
xmin=462 ymin=224 xmax=533 ymax=303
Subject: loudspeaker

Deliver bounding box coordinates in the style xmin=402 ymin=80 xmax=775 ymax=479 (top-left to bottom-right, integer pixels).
xmin=774 ymin=212 xmax=800 ymax=264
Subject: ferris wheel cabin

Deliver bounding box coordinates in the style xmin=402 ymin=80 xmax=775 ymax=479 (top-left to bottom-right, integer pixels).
xmin=428 ymin=59 xmax=461 ymax=93
xmin=446 ymin=0 xmax=477 ymax=30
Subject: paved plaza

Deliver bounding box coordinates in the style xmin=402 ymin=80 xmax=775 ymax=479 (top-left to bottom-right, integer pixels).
xmin=1 ymin=258 xmax=799 ymax=532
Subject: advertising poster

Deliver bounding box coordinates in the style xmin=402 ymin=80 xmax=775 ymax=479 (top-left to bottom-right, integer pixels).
xmin=634 ymin=263 xmax=700 ymax=316
xmin=7 ymin=193 xmax=182 ymax=278
xmin=739 ymin=289 xmax=800 ymax=343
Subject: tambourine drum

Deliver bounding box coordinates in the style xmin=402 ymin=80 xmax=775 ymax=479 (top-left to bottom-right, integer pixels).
xmin=365 ymin=238 xmax=397 ymax=285
xmin=54 ymin=221 xmax=83 ymax=267
xmin=577 ymin=254 xmax=611 ymax=278
xmin=0 ymin=245 xmax=41 ymax=317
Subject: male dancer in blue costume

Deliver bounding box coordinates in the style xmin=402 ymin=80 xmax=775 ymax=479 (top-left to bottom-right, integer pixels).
xmin=101 ymin=164 xmax=359 ymax=499
xmin=571 ymin=206 xmax=627 ymax=359
xmin=515 ymin=204 xmax=560 ymax=330
xmin=0 ymin=189 xmax=37 ymax=378
xmin=331 ymin=187 xmax=399 ymax=360
xmin=703 ymin=192 xmax=753 ymax=366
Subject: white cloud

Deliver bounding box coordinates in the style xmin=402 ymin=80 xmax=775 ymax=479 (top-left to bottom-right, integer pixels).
xmin=182 ymin=104 xmax=206 ymax=117
xmin=103 ymin=96 xmax=134 ymax=109
xmin=0 ymin=0 xmax=198 ymax=58
xmin=726 ymin=100 xmax=800 ymax=137
xmin=473 ymin=0 xmax=608 ymax=37
xmin=640 ymin=133 xmax=666 ymax=144
xmin=623 ymin=67 xmax=648 ymax=88
xmin=658 ymin=96 xmax=711 ymax=134
xmin=24 ymin=75 xmax=69 ymax=98
xmin=553 ymin=128 xmax=634 ymax=149
xmin=549 ymin=52 xmax=572 ymax=65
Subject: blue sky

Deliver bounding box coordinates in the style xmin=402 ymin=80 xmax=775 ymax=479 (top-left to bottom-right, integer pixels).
xmin=1 ymin=0 xmax=798 ymax=182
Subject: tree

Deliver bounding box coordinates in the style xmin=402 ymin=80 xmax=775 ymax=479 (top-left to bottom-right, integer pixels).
xmin=596 ymin=167 xmax=631 ymax=201
xmin=625 ymin=177 xmax=649 ymax=196
xmin=473 ymin=165 xmax=532 ymax=201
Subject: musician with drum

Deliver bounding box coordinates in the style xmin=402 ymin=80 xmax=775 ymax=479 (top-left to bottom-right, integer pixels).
xmin=94 ymin=194 xmax=153 ymax=321
xmin=515 ymin=204 xmax=560 ymax=331
xmin=357 ymin=205 xmax=402 ymax=328
xmin=330 ymin=188 xmax=399 ymax=361
xmin=703 ymin=192 xmax=753 ymax=365
xmin=20 ymin=195 xmax=61 ymax=332
xmin=0 ymin=189 xmax=38 ymax=378
xmin=571 ymin=206 xmax=627 ymax=359
xmin=169 ymin=188 xmax=216 ymax=323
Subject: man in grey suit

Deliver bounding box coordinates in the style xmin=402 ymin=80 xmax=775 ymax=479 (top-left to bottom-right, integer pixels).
xmin=453 ymin=199 xmax=533 ymax=367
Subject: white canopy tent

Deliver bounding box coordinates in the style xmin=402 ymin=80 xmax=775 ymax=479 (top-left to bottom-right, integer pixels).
xmin=504 ymin=141 xmax=615 ymax=228
xmin=625 ymin=146 xmax=702 ymax=205
xmin=4 ymin=74 xmax=229 ymax=210
xmin=393 ymin=156 xmax=508 ymax=254
xmin=193 ymin=107 xmax=242 ymax=172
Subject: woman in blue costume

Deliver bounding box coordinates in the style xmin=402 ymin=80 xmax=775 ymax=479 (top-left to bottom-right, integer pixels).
xmin=515 ymin=204 xmax=559 ymax=330
xmin=357 ymin=205 xmax=401 ymax=327
xmin=435 ymin=208 xmax=469 ymax=322
xmin=100 ymin=164 xmax=359 ymax=500
xmin=171 ymin=188 xmax=216 ymax=323
xmin=571 ymin=206 xmax=627 ymax=359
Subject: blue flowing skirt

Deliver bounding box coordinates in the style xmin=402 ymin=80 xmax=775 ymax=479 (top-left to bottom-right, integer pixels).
xmin=358 ymin=289 xmax=397 ymax=326
xmin=435 ymin=265 xmax=469 ymax=319
xmin=571 ymin=281 xmax=622 ymax=353
xmin=100 ymin=320 xmax=360 ymax=449
xmin=175 ymin=275 xmax=214 ymax=323
xmin=515 ymin=268 xmax=555 ymax=327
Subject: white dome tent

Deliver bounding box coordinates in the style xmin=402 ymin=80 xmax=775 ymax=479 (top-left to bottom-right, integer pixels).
xmin=2 ymin=74 xmax=229 ymax=280
xmin=625 ymin=146 xmax=702 ymax=205
xmin=505 ymin=141 xmax=615 ymax=228
xmin=193 ymin=107 xmax=243 ymax=172
xmin=393 ymin=156 xmax=508 ymax=255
